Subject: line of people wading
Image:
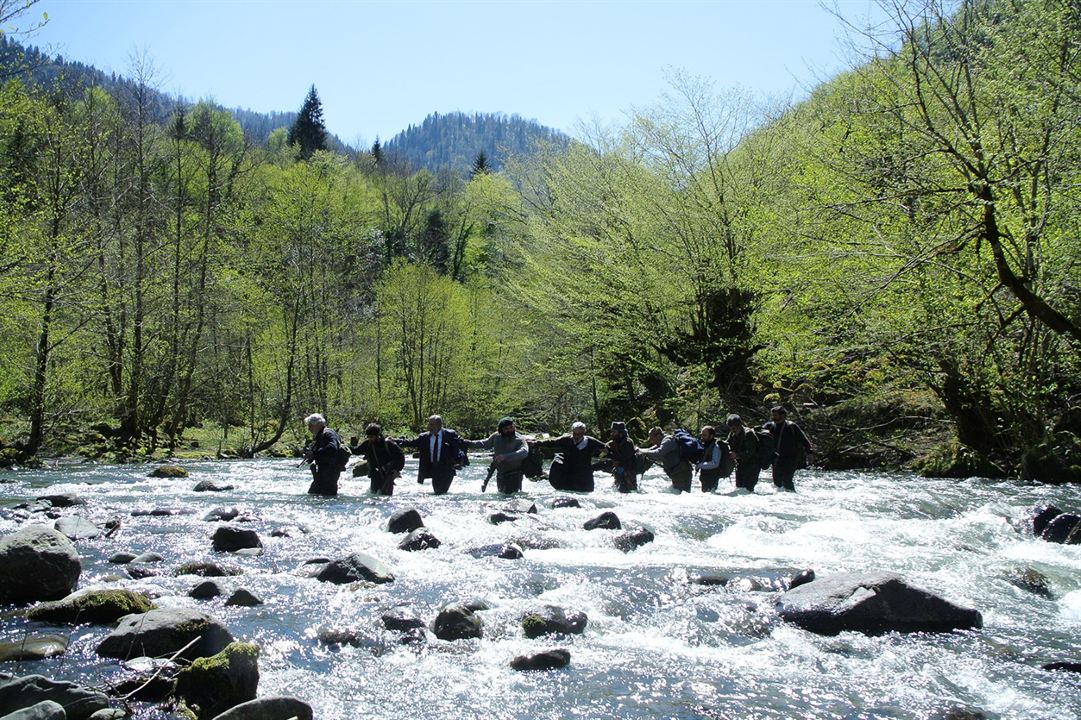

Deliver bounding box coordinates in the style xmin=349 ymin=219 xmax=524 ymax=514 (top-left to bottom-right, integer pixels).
xmin=300 ymin=407 xmax=813 ymax=498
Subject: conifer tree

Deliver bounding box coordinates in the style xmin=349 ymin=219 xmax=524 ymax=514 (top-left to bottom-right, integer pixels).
xmin=287 ymin=84 xmax=328 ymax=160
xmin=371 ymin=138 xmax=383 ymax=167
xmin=470 ymin=150 xmax=490 ymax=178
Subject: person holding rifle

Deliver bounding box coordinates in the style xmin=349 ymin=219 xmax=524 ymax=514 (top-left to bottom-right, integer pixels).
xmin=353 ymin=423 xmax=406 ymax=496
xmin=465 ymin=417 xmax=529 ymax=494
xmin=302 ymin=413 xmax=345 ymax=497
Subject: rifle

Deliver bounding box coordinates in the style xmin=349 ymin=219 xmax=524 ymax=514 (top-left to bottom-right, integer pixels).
xmin=481 ymin=461 xmax=497 ymax=492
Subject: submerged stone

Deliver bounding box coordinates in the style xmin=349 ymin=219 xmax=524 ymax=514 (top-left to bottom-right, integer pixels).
xmin=510 ymin=648 xmax=570 ymax=671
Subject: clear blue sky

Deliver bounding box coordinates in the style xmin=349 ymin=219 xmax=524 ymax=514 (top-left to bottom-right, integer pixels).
xmin=26 ymin=0 xmax=881 ymax=146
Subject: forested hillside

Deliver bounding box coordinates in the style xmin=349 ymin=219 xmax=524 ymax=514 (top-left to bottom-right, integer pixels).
xmin=0 ymin=0 xmax=1077 ymax=483
xmin=384 ymin=111 xmax=569 ymax=175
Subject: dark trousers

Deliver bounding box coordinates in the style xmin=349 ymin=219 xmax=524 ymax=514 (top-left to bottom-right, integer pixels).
xmin=669 ymin=464 xmax=693 ymax=493
xmin=735 ymin=464 xmax=760 ymax=492
xmin=369 ymin=469 xmax=395 ymax=496
xmin=550 ymin=462 xmax=594 ymax=492
xmin=308 ymin=465 xmax=339 ymax=496
xmin=700 ymin=469 xmax=721 ymax=492
xmin=773 ymin=462 xmax=797 ymax=491
xmin=431 ymin=468 xmax=455 ymax=495
xmin=496 ymin=470 xmax=524 ymax=494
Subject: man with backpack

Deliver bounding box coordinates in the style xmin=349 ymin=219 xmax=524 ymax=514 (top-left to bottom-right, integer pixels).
xmin=353 ymin=423 xmax=406 ymax=496
xmin=694 ymin=425 xmax=730 ymax=492
xmin=639 ymin=426 xmax=694 ymax=493
xmin=464 ymin=417 xmax=530 ymax=494
xmin=725 ymin=414 xmax=762 ymax=492
xmin=302 ymin=413 xmax=348 ymax=497
xmin=762 ymin=406 xmax=814 ymax=492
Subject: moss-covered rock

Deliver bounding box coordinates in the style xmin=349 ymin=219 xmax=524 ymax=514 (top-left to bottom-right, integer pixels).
xmin=917 ymin=440 xmax=1005 ymax=479
xmin=150 ymin=464 xmax=189 ymax=478
xmin=172 ymin=641 xmax=259 ymax=719
xmin=28 ymin=588 xmax=154 ymax=624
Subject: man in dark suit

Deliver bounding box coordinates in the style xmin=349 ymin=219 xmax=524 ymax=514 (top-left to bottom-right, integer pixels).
xmin=396 ymin=415 xmax=466 ymax=495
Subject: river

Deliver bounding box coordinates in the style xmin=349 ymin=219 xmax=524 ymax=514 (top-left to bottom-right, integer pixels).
xmin=1 ymin=459 xmax=1079 ymax=720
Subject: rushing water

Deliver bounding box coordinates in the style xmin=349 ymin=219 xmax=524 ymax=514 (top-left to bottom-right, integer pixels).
xmin=1 ymin=458 xmax=1080 ymax=720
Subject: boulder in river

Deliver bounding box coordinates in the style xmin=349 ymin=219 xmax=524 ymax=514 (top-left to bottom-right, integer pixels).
xmin=212 ymin=526 xmax=262 ymax=553
xmin=314 ymin=553 xmax=394 ymax=585
xmin=776 ymin=572 xmax=983 ymax=636
xmin=190 ymin=580 xmax=224 ymax=600
xmin=53 ymin=516 xmax=100 ymax=541
xmin=27 ymin=588 xmax=154 ymax=624
xmin=466 ymin=542 xmax=524 ymax=559
xmin=432 ymin=605 xmax=483 ymax=641
xmin=107 ymin=552 xmax=136 ymax=565
xmin=225 ymin=589 xmax=263 ymax=607
xmin=0 ymin=699 xmax=67 ymax=720
xmin=787 ymin=569 xmax=816 ymax=590
xmin=96 ymin=607 xmax=234 ymax=661
xmin=521 ymin=606 xmax=588 ymax=638
xmin=105 ymin=656 xmax=179 ymax=702
xmin=1028 ymin=504 xmax=1062 ymax=536
xmin=194 ymin=480 xmax=236 ymax=493
xmin=614 ymin=527 xmax=654 ymax=552
xmin=130 ymin=552 xmax=163 ymax=564
xmin=583 ymin=511 xmax=621 ymax=530
xmin=0 ymin=635 xmax=68 ymax=663
xmin=204 ymin=507 xmax=241 ymax=522
xmin=510 ymin=648 xmax=570 ymax=672
xmin=488 ymin=511 xmax=521 ymax=525
xmin=0 ymin=675 xmax=110 ymax=720
xmin=0 ymin=525 xmax=81 ymax=605
xmin=175 ymin=561 xmax=241 ymax=577
xmin=551 ymin=497 xmax=581 ymax=509
xmin=1002 ymin=567 xmax=1053 ymax=598
xmin=382 ymin=610 xmax=426 ymax=632
xmin=149 ymin=464 xmax=188 ymax=478
xmin=387 ymin=508 xmax=424 ymax=534
xmin=173 ymin=641 xmax=259 ymax=720
xmin=208 ymin=696 xmax=314 ymax=720
xmin=1041 ymin=513 xmax=1081 ymax=544
xmin=35 ymin=493 xmax=86 ymax=508
xmin=398 ymin=529 xmax=441 ymax=551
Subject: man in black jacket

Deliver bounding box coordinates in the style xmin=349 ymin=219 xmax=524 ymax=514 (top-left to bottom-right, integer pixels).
xmin=762 ymin=406 xmax=813 ymax=492
xmin=354 ymin=423 xmax=406 ymax=496
xmin=396 ymin=415 xmax=466 ymax=495
xmin=303 ymin=413 xmax=343 ymax=496
xmin=532 ymin=421 xmax=606 ymax=492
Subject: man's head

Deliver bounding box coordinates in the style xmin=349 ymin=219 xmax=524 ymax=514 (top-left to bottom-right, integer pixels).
xmin=700 ymin=425 xmax=716 ymax=442
xmin=571 ymin=421 xmax=586 ymax=442
xmin=304 ymin=413 xmax=326 ymax=433
xmin=609 ymin=421 xmax=627 ymax=440
xmin=726 ymin=414 xmax=744 ymax=433
xmin=771 ymin=406 xmax=787 ymax=423
xmin=498 ymin=417 xmax=516 ymax=437
xmin=648 ymin=426 xmax=664 ymax=446
xmin=427 ymin=415 xmax=443 ymax=433
xmin=365 ymin=423 xmax=383 ymax=440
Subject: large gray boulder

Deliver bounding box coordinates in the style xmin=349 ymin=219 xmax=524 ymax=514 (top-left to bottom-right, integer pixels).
xmin=776 ymin=572 xmax=982 ymax=635
xmin=53 ymin=517 xmax=100 ymax=540
xmin=96 ymin=608 xmax=234 ymax=661
xmin=431 ymin=605 xmax=483 ymax=641
xmin=27 ymin=588 xmax=154 ymax=624
xmin=209 ymin=696 xmax=313 ymax=720
xmin=521 ymin=606 xmax=588 ymax=638
xmin=0 ymin=526 xmax=81 ymax=605
xmin=0 ymin=675 xmax=110 ymax=720
xmin=173 ymin=642 xmax=259 ymax=720
xmin=510 ymin=648 xmax=571 ymax=672
xmin=314 ymin=553 xmax=394 ymax=585
xmin=387 ymin=508 xmax=423 ymax=534
xmin=212 ymin=526 xmax=262 ymax=552
xmin=0 ymin=636 xmax=68 ymax=663
xmin=0 ymin=700 xmax=66 ymax=720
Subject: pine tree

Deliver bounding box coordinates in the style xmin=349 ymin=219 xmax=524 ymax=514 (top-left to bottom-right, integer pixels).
xmin=470 ymin=150 xmax=490 ymax=179
xmin=371 ymin=137 xmax=383 ymax=167
xmin=287 ymin=84 xmax=328 ymax=160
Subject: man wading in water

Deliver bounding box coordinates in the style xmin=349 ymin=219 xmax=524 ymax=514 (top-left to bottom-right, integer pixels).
xmin=302 ymin=413 xmax=346 ymax=496
xmin=353 ymin=423 xmax=405 ymax=496
xmin=762 ymin=406 xmax=813 ymax=492
xmin=531 ymin=421 xmax=606 ymax=492
xmin=465 ymin=417 xmax=529 ymax=494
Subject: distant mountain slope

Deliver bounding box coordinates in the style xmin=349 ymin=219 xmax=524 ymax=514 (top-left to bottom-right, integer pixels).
xmin=0 ymin=37 xmax=340 ymax=149
xmin=384 ymin=111 xmax=569 ymax=175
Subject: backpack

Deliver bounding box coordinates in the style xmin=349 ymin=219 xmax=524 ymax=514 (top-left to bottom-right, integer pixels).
xmin=335 ymin=433 xmax=352 ymax=472
xmin=673 ymin=428 xmax=705 ymax=463
xmin=757 ymin=429 xmax=776 ymax=471
xmin=521 ymin=443 xmax=544 ymax=479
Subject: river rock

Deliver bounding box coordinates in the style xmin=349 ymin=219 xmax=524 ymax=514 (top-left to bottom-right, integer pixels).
xmin=776 ymin=572 xmax=983 ymax=635
xmin=194 ymin=480 xmax=236 ymax=492
xmin=108 ymin=552 xmax=136 ymax=565
xmin=173 ymin=641 xmax=259 ymax=720
xmin=314 ymin=553 xmax=394 ymax=585
xmin=1041 ymin=513 xmax=1081 ymax=544
xmin=1003 ymin=567 xmax=1053 ymax=598
xmin=0 ymin=635 xmax=68 ymax=662
xmin=27 ymin=588 xmax=154 ymax=624
xmin=488 ymin=511 xmax=520 ymax=525
xmin=87 ymin=710 xmax=126 ymax=720
xmin=381 ymin=610 xmax=426 ymax=632
xmin=691 ymin=575 xmax=730 ymax=587
xmin=35 ymin=493 xmax=86 ymax=508
xmin=614 ymin=527 xmax=654 ymax=552
xmin=204 ymin=507 xmax=241 ymax=522
xmin=467 ymin=542 xmax=524 ymax=559
xmin=551 ymin=497 xmax=581 ymax=509
xmin=432 ymin=605 xmax=483 ymax=641
xmin=1042 ymin=661 xmax=1081 ymax=672
xmin=209 ymin=696 xmax=313 ymax=720
xmin=225 ymin=589 xmax=263 ymax=607
xmin=0 ymin=675 xmax=110 ymax=720
xmin=96 ymin=608 xmax=234 ymax=661
xmin=506 ymin=500 xmax=539 ymax=515
xmin=510 ymin=648 xmax=571 ymax=671
xmin=584 ymin=511 xmax=621 ymax=530
xmin=130 ymin=552 xmax=163 ymax=564
xmin=398 ymin=529 xmax=441 ymax=551
xmin=387 ymin=508 xmax=424 ymax=534
xmin=189 ymin=580 xmax=224 ymax=600
xmin=0 ymin=526 xmax=81 ymax=604
xmin=521 ymin=606 xmax=588 ymax=638
xmin=0 ymin=700 xmax=66 ymax=720
xmin=149 ymin=465 xmax=188 ymax=478
xmin=126 ymin=565 xmax=160 ymax=579
xmin=104 ymin=657 xmax=178 ymax=702
xmin=175 ymin=561 xmax=241 ymax=577
xmin=788 ymin=569 xmax=816 ymax=590
xmin=1029 ymin=504 xmax=1061 ymax=536
xmin=212 ymin=526 xmax=262 ymax=552
xmin=53 ymin=516 xmax=100 ymax=540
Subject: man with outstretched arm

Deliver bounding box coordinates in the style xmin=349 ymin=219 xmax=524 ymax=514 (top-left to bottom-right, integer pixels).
xmin=762 ymin=406 xmax=813 ymax=492
xmin=724 ymin=414 xmax=761 ymax=492
xmin=395 ymin=414 xmax=466 ymax=495
xmin=638 ymin=426 xmax=693 ymax=493
xmin=353 ymin=423 xmax=406 ymax=496
xmin=464 ymin=417 xmax=529 ymax=494
xmin=532 ymin=421 xmax=606 ymax=492
xmin=694 ymin=425 xmax=728 ymax=493
xmin=302 ymin=413 xmax=344 ymax=497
